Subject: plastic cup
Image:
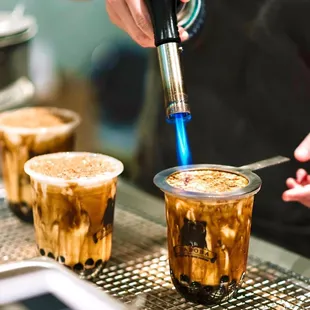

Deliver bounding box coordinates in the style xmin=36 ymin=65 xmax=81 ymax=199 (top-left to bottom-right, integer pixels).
xmin=154 ymin=164 xmax=262 ymax=305
xmin=0 ymin=107 xmax=80 ymax=223
xmin=24 ymin=152 xmax=124 ymax=279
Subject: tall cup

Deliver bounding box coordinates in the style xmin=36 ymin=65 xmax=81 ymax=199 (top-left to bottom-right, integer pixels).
xmin=154 ymin=164 xmax=262 ymax=305
xmin=0 ymin=107 xmax=80 ymax=223
xmin=24 ymin=152 xmax=124 ymax=279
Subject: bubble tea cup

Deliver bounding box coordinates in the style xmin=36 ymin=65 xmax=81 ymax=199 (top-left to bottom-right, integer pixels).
xmin=0 ymin=107 xmax=80 ymax=223
xmin=154 ymin=164 xmax=261 ymax=305
xmin=24 ymin=152 xmax=124 ymax=278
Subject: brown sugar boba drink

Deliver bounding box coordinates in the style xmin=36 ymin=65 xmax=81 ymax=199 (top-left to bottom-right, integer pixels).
xmin=0 ymin=107 xmax=80 ymax=223
xmin=154 ymin=164 xmax=262 ymax=305
xmin=24 ymin=152 xmax=123 ymax=278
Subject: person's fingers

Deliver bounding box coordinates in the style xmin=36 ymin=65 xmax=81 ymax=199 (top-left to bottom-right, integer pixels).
xmin=106 ymin=5 xmax=145 ymax=46
xmin=178 ymin=26 xmax=189 ymax=42
xmin=106 ymin=4 xmax=125 ymax=30
xmin=294 ymin=133 xmax=310 ymax=162
xmin=286 ymin=178 xmax=299 ymax=189
xmin=126 ymin=0 xmax=153 ymax=40
xmin=282 ymin=186 xmax=306 ymax=201
xmin=106 ymin=0 xmax=153 ymax=47
xmin=282 ymin=185 xmax=310 ymax=207
xmin=181 ymin=0 xmax=190 ymax=2
xmin=296 ymin=168 xmax=308 ymax=184
xmin=106 ymin=0 xmax=191 ymax=47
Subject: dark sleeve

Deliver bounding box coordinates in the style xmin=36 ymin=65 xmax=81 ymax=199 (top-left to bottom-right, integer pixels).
xmin=254 ymin=0 xmax=310 ymax=66
xmin=284 ymin=1 xmax=310 ymax=52
xmin=258 ymin=0 xmax=310 ymax=54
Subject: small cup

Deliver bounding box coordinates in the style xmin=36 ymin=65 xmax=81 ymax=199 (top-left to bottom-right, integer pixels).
xmin=0 ymin=107 xmax=80 ymax=223
xmin=154 ymin=164 xmax=262 ymax=305
xmin=24 ymin=152 xmax=124 ymax=279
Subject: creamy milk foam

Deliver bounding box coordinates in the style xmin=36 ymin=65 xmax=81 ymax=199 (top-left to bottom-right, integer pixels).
xmin=0 ymin=107 xmax=67 ymax=128
xmin=28 ymin=153 xmax=121 ymax=182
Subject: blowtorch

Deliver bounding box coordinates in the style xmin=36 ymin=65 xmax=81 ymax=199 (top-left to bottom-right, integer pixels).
xmin=145 ymin=0 xmax=191 ymax=123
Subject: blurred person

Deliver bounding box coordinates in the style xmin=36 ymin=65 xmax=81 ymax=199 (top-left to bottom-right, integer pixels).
xmin=106 ymin=0 xmax=310 ymax=258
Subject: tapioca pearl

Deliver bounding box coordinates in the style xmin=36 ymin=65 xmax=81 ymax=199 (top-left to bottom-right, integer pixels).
xmin=189 ymin=281 xmax=202 ymax=294
xmin=39 ymin=249 xmax=45 ymax=256
xmin=203 ymin=285 xmax=213 ymax=294
xmin=21 ymin=201 xmax=29 ymax=207
xmin=95 ymin=259 xmax=103 ymax=268
xmin=220 ymin=275 xmax=229 ymax=283
xmin=20 ymin=204 xmax=30 ymax=214
xmin=190 ymin=281 xmax=202 ymax=288
xmin=20 ymin=201 xmax=30 ymax=212
xmin=85 ymin=258 xmax=94 ymax=266
xmin=180 ymin=274 xmax=190 ymax=284
xmin=73 ymin=263 xmax=84 ymax=271
xmin=47 ymin=252 xmax=55 ymax=259
xmin=57 ymin=256 xmax=65 ymax=263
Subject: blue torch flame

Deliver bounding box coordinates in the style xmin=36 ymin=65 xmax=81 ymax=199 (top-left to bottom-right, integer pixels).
xmin=174 ymin=113 xmax=193 ymax=166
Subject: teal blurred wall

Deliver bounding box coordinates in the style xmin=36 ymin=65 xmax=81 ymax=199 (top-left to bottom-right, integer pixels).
xmin=0 ymin=0 xmax=132 ymax=72
xmin=0 ymin=0 xmax=146 ymax=168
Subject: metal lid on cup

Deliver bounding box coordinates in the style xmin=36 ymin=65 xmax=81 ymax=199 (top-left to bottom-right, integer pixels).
xmin=0 ymin=9 xmax=37 ymax=48
xmin=153 ymin=164 xmax=262 ymax=200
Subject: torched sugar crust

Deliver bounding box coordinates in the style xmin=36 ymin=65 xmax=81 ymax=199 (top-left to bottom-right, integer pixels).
xmin=29 ymin=154 xmax=119 ymax=180
xmin=0 ymin=107 xmax=68 ymax=128
xmin=166 ymin=169 xmax=248 ymax=194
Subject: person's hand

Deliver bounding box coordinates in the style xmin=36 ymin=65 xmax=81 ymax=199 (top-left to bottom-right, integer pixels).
xmin=282 ymin=133 xmax=310 ymax=207
xmin=282 ymin=168 xmax=310 ymax=207
xmin=106 ymin=0 xmax=190 ymax=48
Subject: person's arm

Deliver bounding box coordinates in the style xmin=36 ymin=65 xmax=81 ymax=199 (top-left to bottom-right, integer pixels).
xmin=106 ymin=0 xmax=189 ymax=47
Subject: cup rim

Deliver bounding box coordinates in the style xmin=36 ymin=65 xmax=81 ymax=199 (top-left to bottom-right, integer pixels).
xmin=0 ymin=106 xmax=81 ymax=135
xmin=24 ymin=152 xmax=124 ymax=186
xmin=153 ymin=164 xmax=262 ymax=200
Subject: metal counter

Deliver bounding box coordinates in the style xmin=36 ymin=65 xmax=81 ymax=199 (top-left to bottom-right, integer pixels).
xmin=1 ymin=179 xmax=310 ymax=309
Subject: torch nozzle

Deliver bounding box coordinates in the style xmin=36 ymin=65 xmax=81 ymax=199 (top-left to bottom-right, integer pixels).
xmin=157 ymin=42 xmax=191 ymax=123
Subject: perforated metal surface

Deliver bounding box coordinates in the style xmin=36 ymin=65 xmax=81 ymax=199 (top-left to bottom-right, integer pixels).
xmin=0 ymin=199 xmax=309 ymax=309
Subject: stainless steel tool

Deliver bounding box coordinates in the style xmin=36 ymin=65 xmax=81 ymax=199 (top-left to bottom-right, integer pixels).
xmin=239 ymin=156 xmax=290 ymax=171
